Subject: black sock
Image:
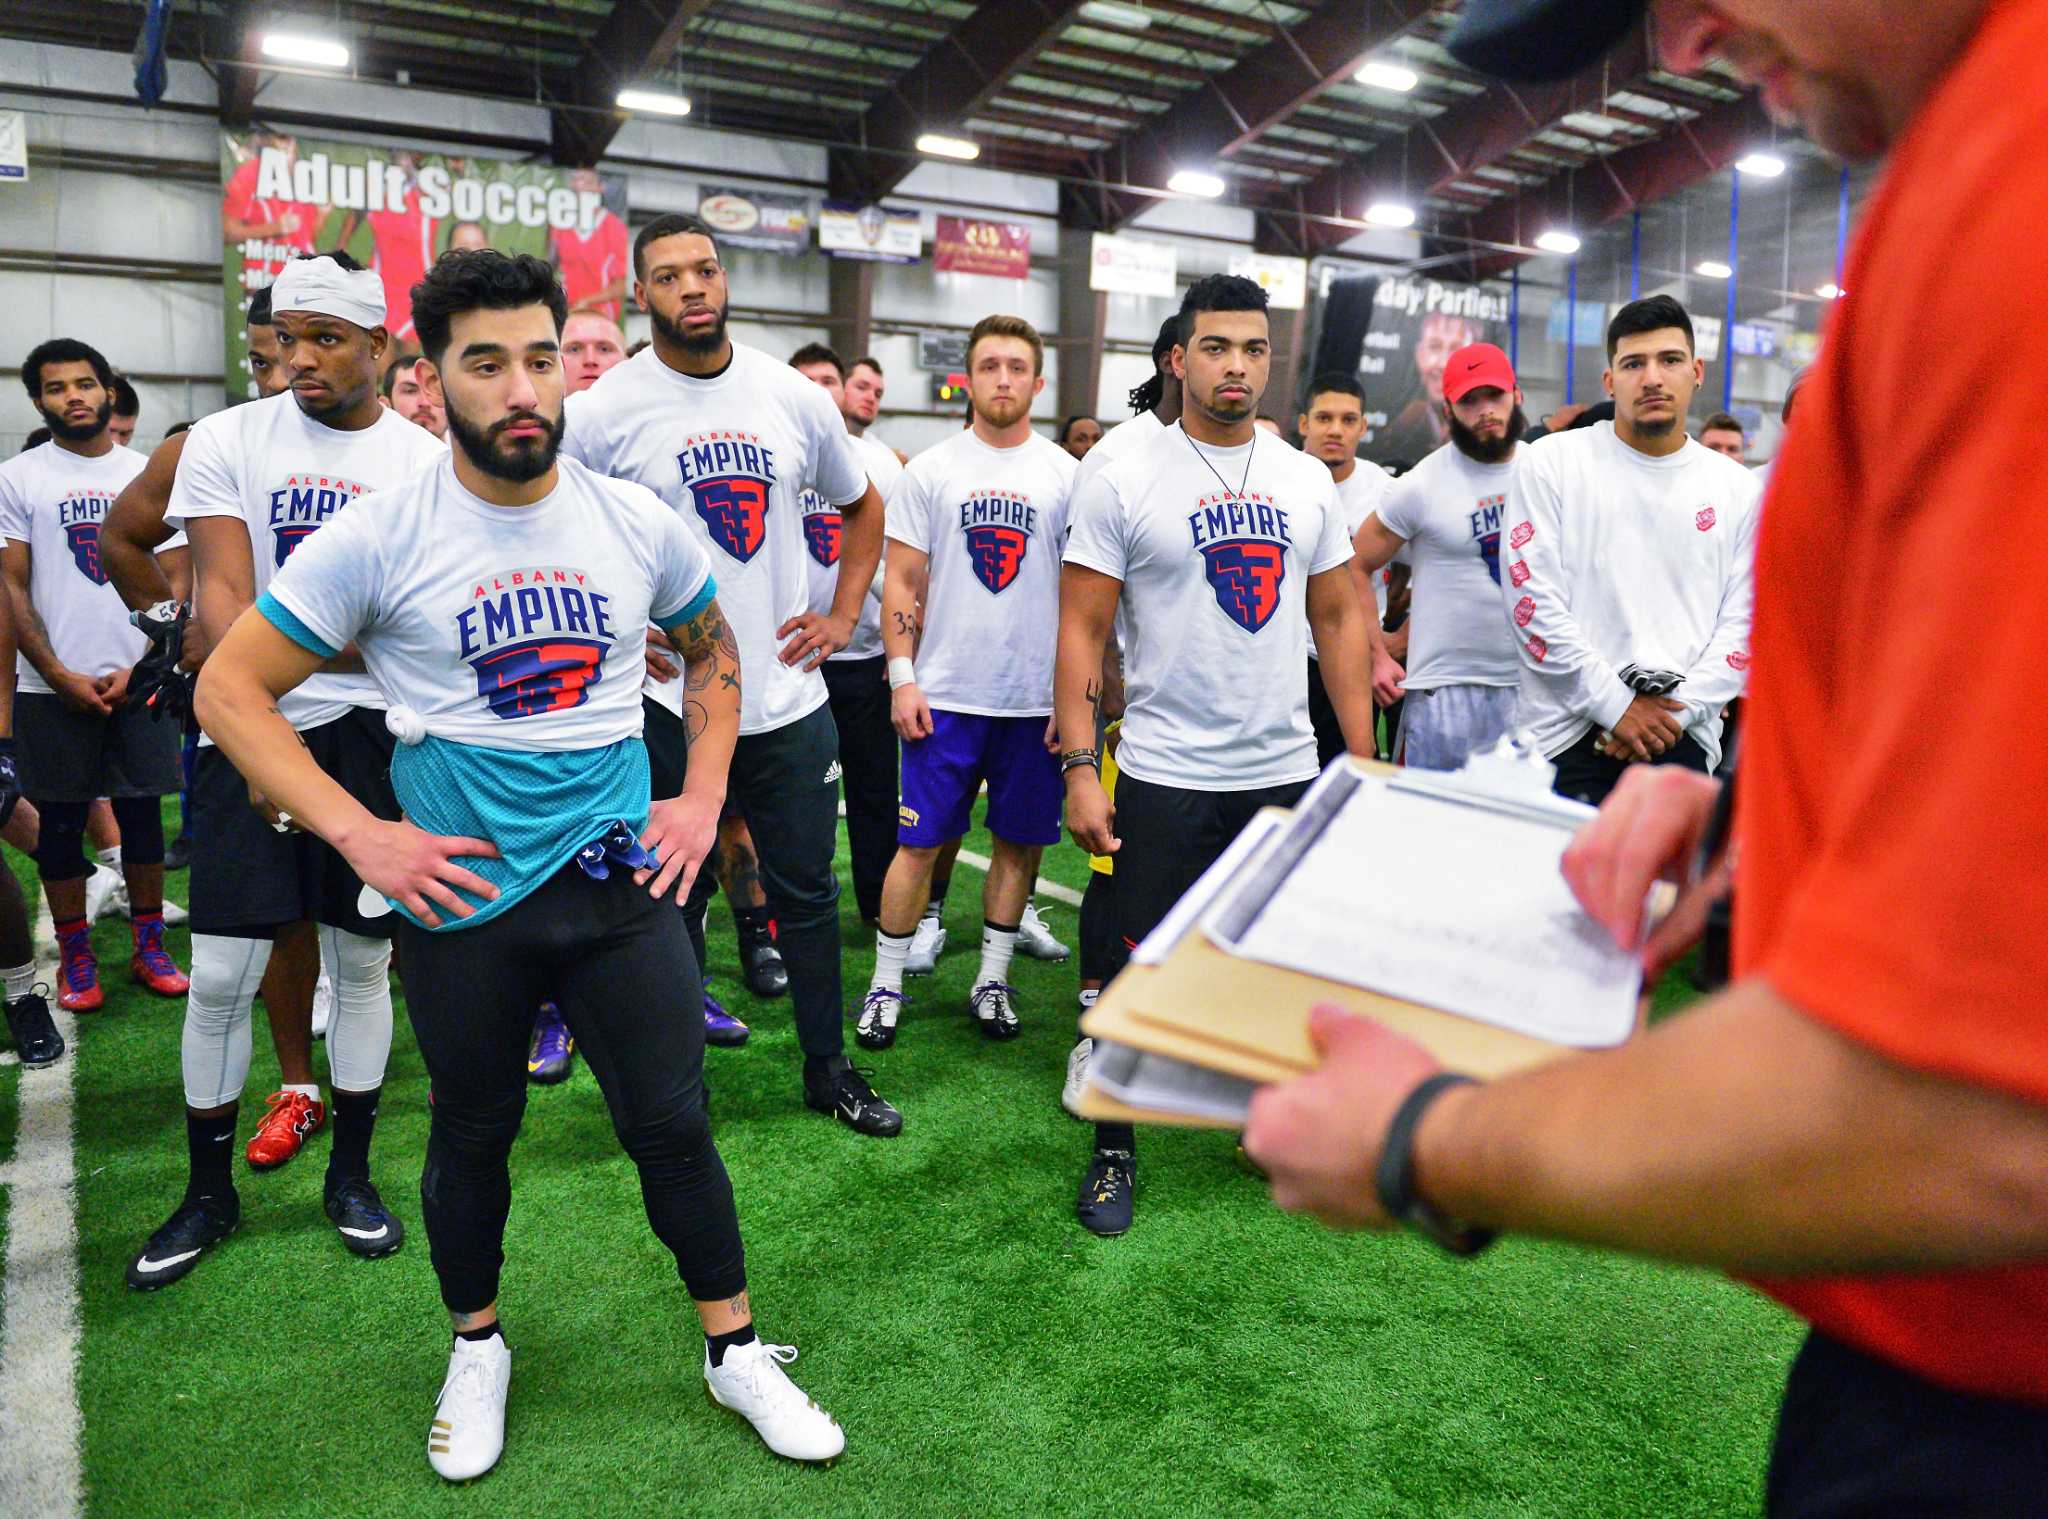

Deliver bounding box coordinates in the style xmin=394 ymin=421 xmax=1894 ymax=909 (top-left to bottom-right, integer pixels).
xmin=706 ymin=1323 xmax=758 ymax=1368
xmin=732 ymin=904 xmax=770 ymax=941
xmin=1094 ymin=1121 xmax=1135 ymax=1155
xmin=185 ymin=1109 xmax=237 ymax=1202
xmin=454 ymin=1321 xmax=504 ymax=1345
xmin=325 ymin=1085 xmax=380 ymax=1189
xmin=927 ymin=876 xmax=950 ymax=915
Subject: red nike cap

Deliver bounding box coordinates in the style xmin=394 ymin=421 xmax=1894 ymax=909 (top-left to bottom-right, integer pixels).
xmin=1442 ymin=343 xmax=1517 ymax=404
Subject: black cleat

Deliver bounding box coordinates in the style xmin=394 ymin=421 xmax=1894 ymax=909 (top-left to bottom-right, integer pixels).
xmin=854 ymin=988 xmax=904 ymax=1051
xmin=803 ymin=1057 xmax=903 ymax=1138
xmin=4 ymin=990 xmax=65 ymax=1068
xmin=325 ymin=1177 xmax=405 ymax=1258
xmin=738 ymin=930 xmax=788 ymax=999
xmin=968 ymin=981 xmax=1021 ymax=1041
xmin=127 ymin=1194 xmax=240 ymax=1289
xmin=1077 ymin=1149 xmax=1135 ymax=1238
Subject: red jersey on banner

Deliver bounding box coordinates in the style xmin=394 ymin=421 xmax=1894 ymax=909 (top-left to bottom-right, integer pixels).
xmin=552 ymin=210 xmax=628 ymax=322
xmin=223 ymin=156 xmax=320 ymax=293
xmin=367 ymin=183 xmax=437 ymax=341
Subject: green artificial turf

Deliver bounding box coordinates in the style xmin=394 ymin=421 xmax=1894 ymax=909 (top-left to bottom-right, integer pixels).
xmin=1 ymin=805 xmax=1801 ymax=1518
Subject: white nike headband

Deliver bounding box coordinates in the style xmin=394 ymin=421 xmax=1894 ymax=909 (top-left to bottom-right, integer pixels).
xmin=268 ymin=256 xmax=387 ymax=331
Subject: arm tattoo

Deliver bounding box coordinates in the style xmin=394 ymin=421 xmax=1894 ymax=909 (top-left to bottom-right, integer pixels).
xmin=673 ymin=598 xmax=741 ymax=700
xmin=1085 ymin=678 xmax=1100 ymax=710
xmin=684 ymin=700 xmax=709 ymax=745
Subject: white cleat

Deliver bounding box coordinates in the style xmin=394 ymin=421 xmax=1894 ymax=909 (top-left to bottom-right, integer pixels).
xmin=428 ymin=1332 xmax=511 ymax=1482
xmin=83 ymin=864 xmax=123 ymax=924
xmin=311 ymin=970 xmax=333 ymax=1040
xmin=159 ymin=899 xmax=188 ymax=925
xmin=905 ymin=915 xmax=946 ymax=976
xmin=1017 ymin=902 xmax=1070 ymax=962
xmin=1061 ymin=1037 xmax=1093 ymax=1119
xmin=705 ymin=1339 xmax=845 ymax=1464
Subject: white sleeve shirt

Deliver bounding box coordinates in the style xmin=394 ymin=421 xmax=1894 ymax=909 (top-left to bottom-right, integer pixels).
xmin=801 ymin=431 xmax=902 ymax=663
xmin=0 ymin=441 xmax=150 ymax=690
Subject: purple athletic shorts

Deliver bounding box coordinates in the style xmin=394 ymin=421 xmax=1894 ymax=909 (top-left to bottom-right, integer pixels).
xmin=898 ymin=709 xmax=1061 ymax=848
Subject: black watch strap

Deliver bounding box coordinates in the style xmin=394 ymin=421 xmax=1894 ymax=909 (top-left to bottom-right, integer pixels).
xmin=1375 ymin=1073 xmax=1496 ymax=1257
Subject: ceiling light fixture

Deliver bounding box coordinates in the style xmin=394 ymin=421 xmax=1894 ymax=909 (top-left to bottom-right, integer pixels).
xmin=1695 ymin=259 xmax=1733 ymax=279
xmin=1734 ymin=152 xmax=1787 ymax=177
xmin=1355 ymin=60 xmax=1419 ymax=92
xmin=1815 ymin=282 xmax=1843 ymax=299
xmin=1365 ymin=201 xmax=1417 ymax=228
xmin=260 ymin=32 xmax=349 ymax=69
xmin=616 ymin=88 xmax=692 ymax=117
xmin=916 ymin=132 xmax=981 ymax=161
xmin=1534 ymin=229 xmax=1581 ymax=255
xmin=1167 ymin=168 xmax=1225 ymax=198
xmin=1079 ymin=1 xmax=1153 ymax=27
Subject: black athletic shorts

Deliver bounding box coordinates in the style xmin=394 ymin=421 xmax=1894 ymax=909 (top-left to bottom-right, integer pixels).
xmin=15 ymin=690 xmax=182 ymax=803
xmin=1112 ymin=771 xmax=1311 ymax=951
xmin=643 ymin=695 xmax=747 ymax=823
xmin=186 ymin=707 xmax=401 ymax=939
xmin=1078 ymin=870 xmax=1125 ymax=985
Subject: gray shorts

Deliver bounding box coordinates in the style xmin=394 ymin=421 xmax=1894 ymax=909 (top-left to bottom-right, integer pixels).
xmin=1395 ymin=684 xmax=1519 ymax=772
xmin=14 ymin=690 xmax=182 ymax=803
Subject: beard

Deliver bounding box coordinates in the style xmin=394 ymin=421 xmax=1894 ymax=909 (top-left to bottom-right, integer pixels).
xmin=1625 ymin=406 xmax=1680 ymax=439
xmin=974 ymin=393 xmax=1031 ymax=429
xmin=444 ymin=396 xmax=564 ymax=483
xmin=39 ymin=396 xmax=113 ymax=443
xmin=1447 ymin=404 xmax=1526 ymax=463
xmin=650 ymin=298 xmax=727 ymax=356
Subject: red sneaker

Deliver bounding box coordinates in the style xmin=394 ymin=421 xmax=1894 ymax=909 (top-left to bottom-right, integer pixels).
xmin=56 ymin=920 xmax=102 ymax=1013
xmin=129 ymin=912 xmax=189 ymax=997
xmin=245 ymin=1090 xmax=326 ymax=1170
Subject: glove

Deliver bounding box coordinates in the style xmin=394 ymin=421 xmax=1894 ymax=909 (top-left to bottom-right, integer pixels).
xmin=0 ymin=736 xmax=19 ymax=830
xmin=1617 ymin=663 xmax=1686 ymax=696
xmin=125 ymin=599 xmax=197 ymax=725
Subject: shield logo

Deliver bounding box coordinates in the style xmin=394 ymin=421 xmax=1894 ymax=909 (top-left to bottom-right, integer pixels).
xmin=802 ymin=510 xmax=842 ymax=567
xmin=1696 ymin=506 xmax=1717 ymax=532
xmin=1509 ymin=520 xmax=1534 ymax=549
xmin=64 ymin=521 xmax=107 ymax=585
xmin=1199 ymin=540 xmax=1286 ymax=633
xmin=690 ymin=475 xmax=770 ymax=562
xmin=274 ymin=522 xmax=320 ymax=567
xmin=1508 ymin=558 xmax=1531 ymax=588
xmin=1514 ymin=595 xmax=1536 ymax=628
xmin=964 ymin=524 xmax=1028 ymax=594
xmin=857 ymin=204 xmax=886 ymax=247
xmin=468 ymin=636 xmax=607 ymax=720
xmin=1477 ymin=528 xmax=1502 ymax=586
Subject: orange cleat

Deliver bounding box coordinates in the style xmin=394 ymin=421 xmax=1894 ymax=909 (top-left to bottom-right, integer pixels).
xmin=245 ymin=1090 xmax=326 ymax=1170
xmin=130 ymin=912 xmax=189 ymax=997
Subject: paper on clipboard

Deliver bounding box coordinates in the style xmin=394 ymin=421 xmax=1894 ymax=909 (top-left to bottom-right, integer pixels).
xmin=1201 ymin=757 xmax=1640 ymax=1049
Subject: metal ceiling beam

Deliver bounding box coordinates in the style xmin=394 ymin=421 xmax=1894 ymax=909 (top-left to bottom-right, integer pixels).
xmin=1257 ymin=23 xmax=1657 ymax=256
xmin=1060 ymin=0 xmax=1435 ymax=233
xmin=1424 ymin=92 xmax=1773 ymax=280
xmin=826 ymin=0 xmax=1093 ymax=203
xmin=550 ymin=0 xmax=721 ymax=166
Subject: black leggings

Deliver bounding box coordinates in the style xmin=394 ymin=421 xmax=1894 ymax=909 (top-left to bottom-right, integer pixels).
xmin=33 ymin=794 xmax=164 ymax=882
xmin=396 ymin=862 xmax=745 ymax=1314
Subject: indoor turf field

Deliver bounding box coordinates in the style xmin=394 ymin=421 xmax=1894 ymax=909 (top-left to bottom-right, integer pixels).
xmin=0 ymin=801 xmax=1801 ymax=1518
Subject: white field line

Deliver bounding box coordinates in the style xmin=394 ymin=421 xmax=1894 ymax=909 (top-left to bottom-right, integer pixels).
xmin=0 ymin=889 xmax=83 ymax=1518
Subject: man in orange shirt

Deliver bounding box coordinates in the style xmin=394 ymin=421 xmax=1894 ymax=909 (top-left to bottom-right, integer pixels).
xmin=1243 ymin=1 xmax=2048 ymax=1513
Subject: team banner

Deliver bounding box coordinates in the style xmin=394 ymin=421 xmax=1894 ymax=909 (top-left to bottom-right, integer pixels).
xmin=933 ymin=216 xmax=1031 ymax=279
xmin=818 ymin=202 xmax=921 ymax=263
xmin=1088 ymin=232 xmax=1176 ymax=297
xmin=220 ymin=130 xmax=629 ymax=401
xmin=696 ymin=183 xmax=814 ymax=255
xmin=1308 ymin=272 xmax=1511 ymax=464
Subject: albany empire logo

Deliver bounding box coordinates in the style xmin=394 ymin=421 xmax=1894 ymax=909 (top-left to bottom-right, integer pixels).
xmin=798 ymin=490 xmax=841 ymax=567
xmin=1187 ymin=491 xmax=1293 ymax=634
xmin=956 ymin=489 xmax=1039 ymax=595
xmin=676 ymin=430 xmax=778 ymax=564
xmin=266 ymin=474 xmax=373 ymax=567
xmin=455 ymin=566 xmax=617 ymax=720
xmin=56 ymin=489 xmax=116 ymax=584
xmin=1469 ymin=493 xmax=1508 ymax=586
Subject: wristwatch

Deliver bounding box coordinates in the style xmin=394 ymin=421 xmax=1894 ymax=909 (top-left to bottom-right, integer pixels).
xmin=1374 ymin=1073 xmax=1497 ymax=1257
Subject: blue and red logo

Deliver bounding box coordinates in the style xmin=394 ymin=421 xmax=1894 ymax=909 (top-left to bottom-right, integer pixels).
xmin=691 ymin=476 xmax=769 ymax=562
xmin=965 ymin=524 xmax=1027 ymax=594
xmin=274 ymin=522 xmax=321 ymax=566
xmin=64 ymin=521 xmax=107 ymax=585
xmin=1200 ymin=541 xmax=1286 ymax=633
xmin=802 ymin=509 xmax=842 ymax=567
xmin=467 ymin=636 xmax=607 ymax=720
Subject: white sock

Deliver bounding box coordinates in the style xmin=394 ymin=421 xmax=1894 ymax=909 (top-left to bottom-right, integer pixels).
xmin=977 ymin=920 xmax=1019 ymax=989
xmin=4 ymin=962 xmax=35 ymax=1003
xmin=872 ymin=930 xmax=911 ymax=995
xmin=98 ymin=845 xmax=122 ymax=870
xmin=320 ymin=927 xmax=394 ymax=1093
xmin=283 ymin=1082 xmax=321 ymax=1100
xmin=182 ymin=934 xmax=269 ymax=1109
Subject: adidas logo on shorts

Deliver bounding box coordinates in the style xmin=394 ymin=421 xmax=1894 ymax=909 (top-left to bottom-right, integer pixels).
xmin=823 ymin=760 xmax=843 ymax=785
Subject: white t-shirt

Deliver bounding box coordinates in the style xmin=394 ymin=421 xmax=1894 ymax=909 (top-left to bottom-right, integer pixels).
xmin=265 ymin=455 xmax=713 ymax=751
xmin=801 ymin=432 xmax=902 ymax=664
xmin=562 ymin=343 xmax=870 ymax=735
xmin=1374 ymin=441 xmax=1526 ymax=690
xmin=886 ymin=427 xmax=1078 ymax=715
xmin=1508 ymin=423 xmax=1761 ymax=769
xmin=1064 ymin=423 xmax=1353 ymax=790
xmin=166 ymin=393 xmax=446 ymax=730
xmin=0 ymin=441 xmax=151 ymax=692
xmin=1072 ymin=409 xmax=1164 ymax=499
xmin=1308 ymin=460 xmax=1389 ymax=658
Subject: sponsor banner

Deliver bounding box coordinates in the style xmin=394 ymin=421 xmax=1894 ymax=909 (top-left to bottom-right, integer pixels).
xmin=695 ymin=183 xmax=813 ymax=255
xmin=1089 ymin=232 xmax=1177 ymax=298
xmin=819 ymin=201 xmax=921 ymax=263
xmin=219 ymin=130 xmax=627 ymax=402
xmin=0 ymin=110 xmax=25 ymax=182
xmin=934 ymin=215 xmax=1031 ymax=279
xmin=1229 ymin=251 xmax=1307 ymax=311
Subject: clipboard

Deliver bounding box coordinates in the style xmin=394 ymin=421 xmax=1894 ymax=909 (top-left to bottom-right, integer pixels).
xmin=1074 ymin=747 xmax=1651 ymax=1127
